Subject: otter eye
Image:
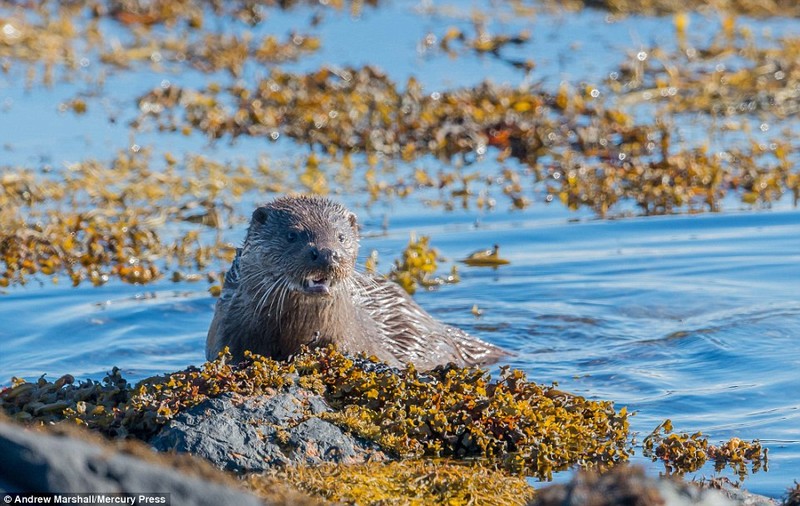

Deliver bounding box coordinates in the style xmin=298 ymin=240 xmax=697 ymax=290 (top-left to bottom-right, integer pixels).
xmin=287 ymin=231 xmax=299 ymax=242
xmin=338 ymin=233 xmax=346 ymax=243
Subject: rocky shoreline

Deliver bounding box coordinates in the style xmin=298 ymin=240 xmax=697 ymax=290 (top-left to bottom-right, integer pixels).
xmin=0 ymin=407 xmax=783 ymax=506
xmin=0 ymin=349 xmax=793 ymax=505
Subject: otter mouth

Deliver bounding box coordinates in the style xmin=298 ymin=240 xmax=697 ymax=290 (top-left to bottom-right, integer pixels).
xmin=303 ymin=274 xmax=333 ymax=295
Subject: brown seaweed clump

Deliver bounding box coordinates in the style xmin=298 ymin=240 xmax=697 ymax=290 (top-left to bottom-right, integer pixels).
xmin=0 ymin=346 xmax=630 ymax=479
xmin=643 ymin=419 xmax=767 ymax=480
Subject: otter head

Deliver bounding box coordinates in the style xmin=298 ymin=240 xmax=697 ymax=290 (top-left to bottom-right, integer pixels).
xmin=243 ymin=195 xmax=359 ymax=298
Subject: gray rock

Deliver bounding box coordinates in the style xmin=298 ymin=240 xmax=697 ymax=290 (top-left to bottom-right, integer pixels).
xmin=0 ymin=421 xmax=266 ymax=505
xmin=709 ymin=482 xmax=781 ymax=506
xmin=150 ymin=389 xmax=384 ymax=473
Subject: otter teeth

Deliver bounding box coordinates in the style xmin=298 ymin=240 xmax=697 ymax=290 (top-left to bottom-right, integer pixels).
xmin=304 ymin=275 xmax=331 ymax=294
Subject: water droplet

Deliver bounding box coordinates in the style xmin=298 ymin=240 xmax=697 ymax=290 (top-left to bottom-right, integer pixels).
xmin=636 ymin=51 xmax=647 ymax=61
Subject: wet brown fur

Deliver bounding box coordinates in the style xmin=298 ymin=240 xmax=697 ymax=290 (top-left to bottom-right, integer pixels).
xmin=207 ymin=195 xmax=507 ymax=369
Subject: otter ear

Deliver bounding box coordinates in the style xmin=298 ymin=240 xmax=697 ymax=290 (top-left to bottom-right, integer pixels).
xmin=252 ymin=206 xmax=269 ymax=224
xmin=348 ymin=212 xmax=359 ymax=235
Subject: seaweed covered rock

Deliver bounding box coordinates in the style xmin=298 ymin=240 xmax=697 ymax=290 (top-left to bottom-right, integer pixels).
xmin=150 ymin=390 xmax=385 ymax=472
xmin=0 ymin=348 xmax=785 ymax=505
xmin=1 ymin=346 xmax=630 ymax=479
xmin=305 ymin=352 xmax=631 ymax=479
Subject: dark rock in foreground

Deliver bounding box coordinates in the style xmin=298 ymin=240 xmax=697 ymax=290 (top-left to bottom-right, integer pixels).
xmin=530 ymin=466 xmax=780 ymax=506
xmin=0 ymin=421 xmax=277 ymax=504
xmin=150 ymin=389 xmax=386 ymax=473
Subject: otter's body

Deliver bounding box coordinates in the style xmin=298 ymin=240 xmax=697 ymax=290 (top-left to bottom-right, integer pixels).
xmin=206 ymin=196 xmax=507 ymax=369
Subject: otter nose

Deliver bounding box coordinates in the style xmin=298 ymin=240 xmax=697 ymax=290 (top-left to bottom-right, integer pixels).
xmin=309 ymin=247 xmax=339 ymax=267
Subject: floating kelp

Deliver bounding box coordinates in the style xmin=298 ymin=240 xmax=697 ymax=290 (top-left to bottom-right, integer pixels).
xmin=0 ymin=0 xmax=324 ymax=86
xmin=0 ymin=8 xmax=86 ymax=87
xmin=135 ymin=66 xmax=594 ymax=162
xmin=101 ymin=30 xmax=320 ymax=77
xmin=135 ymin=65 xmax=799 ymax=217
xmin=0 ymin=346 xmax=630 ymax=480
xmin=388 ymin=234 xmax=459 ymax=295
xmin=643 ymin=419 xmax=767 ymax=480
xmin=0 ymin=208 xmax=161 ymax=287
xmin=608 ymin=19 xmax=800 ymax=118
xmin=108 ymin=0 xmax=379 ymax=27
xmin=0 ymin=150 xmax=257 ymax=287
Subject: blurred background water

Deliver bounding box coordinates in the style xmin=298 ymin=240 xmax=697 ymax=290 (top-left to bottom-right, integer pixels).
xmin=1 ymin=0 xmax=798 ymax=497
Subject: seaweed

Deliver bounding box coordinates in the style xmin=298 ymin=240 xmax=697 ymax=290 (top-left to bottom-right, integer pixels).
xmin=1 ymin=346 xmax=630 ymax=479
xmin=253 ymin=459 xmax=535 ymax=506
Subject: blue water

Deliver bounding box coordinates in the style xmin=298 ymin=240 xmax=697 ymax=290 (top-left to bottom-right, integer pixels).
xmin=1 ymin=0 xmax=799 ymax=497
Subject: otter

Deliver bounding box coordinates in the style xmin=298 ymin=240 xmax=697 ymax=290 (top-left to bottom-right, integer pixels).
xmin=206 ymin=195 xmax=507 ymax=369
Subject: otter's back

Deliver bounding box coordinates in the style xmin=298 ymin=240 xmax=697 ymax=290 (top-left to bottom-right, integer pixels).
xmin=352 ymin=272 xmax=507 ymax=369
